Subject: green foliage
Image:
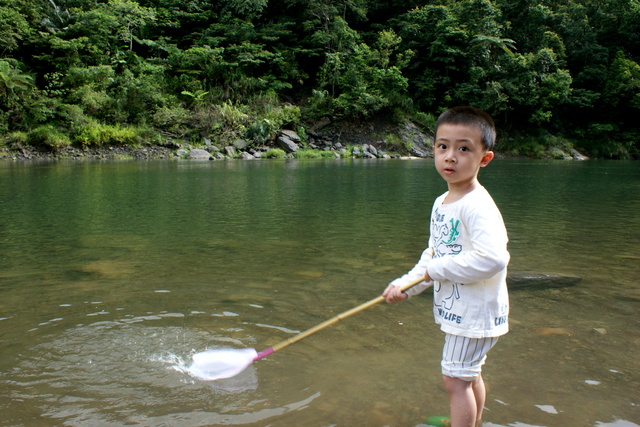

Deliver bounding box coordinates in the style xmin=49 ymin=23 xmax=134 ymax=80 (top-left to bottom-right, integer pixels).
xmin=293 ymin=148 xmax=322 ymax=159
xmin=248 ymin=102 xmax=301 ymax=144
xmin=0 ymin=59 xmax=34 ymax=108
xmin=604 ymin=51 xmax=640 ymax=109
xmin=263 ymin=148 xmax=286 ymax=159
xmin=411 ymin=111 xmax=437 ymax=131
xmin=315 ymin=27 xmax=411 ymax=119
xmin=76 ymin=122 xmax=141 ymax=147
xmin=246 ymin=118 xmax=274 ymax=144
xmin=5 ymin=131 xmax=28 ymax=145
xmin=290 ymin=148 xmax=335 ymax=159
xmin=0 ymin=0 xmax=639 ymax=158
xmin=152 ymin=105 xmax=191 ymax=135
xmin=27 ymin=125 xmax=72 ymax=150
xmin=382 ymin=133 xmax=409 ymax=153
xmin=0 ymin=4 xmax=31 ymax=52
xmin=497 ymin=135 xmax=548 ymax=158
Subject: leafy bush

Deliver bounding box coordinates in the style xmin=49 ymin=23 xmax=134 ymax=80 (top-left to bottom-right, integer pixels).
xmin=5 ymin=131 xmax=28 ymax=145
xmin=246 ymin=101 xmax=302 ymax=144
xmin=412 ymin=111 xmax=437 ymax=130
xmin=293 ymin=149 xmax=322 ymax=159
xmin=499 ymin=136 xmax=548 ymax=158
xmin=263 ymin=148 xmax=286 ymax=159
xmin=152 ymin=106 xmax=190 ymax=135
xmin=246 ymin=118 xmax=275 ymax=144
xmin=320 ymin=150 xmax=336 ymax=158
xmin=382 ymin=133 xmax=407 ymax=153
xmin=76 ymin=122 xmax=141 ymax=147
xmin=27 ymin=125 xmax=71 ymax=150
xmin=292 ymin=149 xmax=337 ymax=159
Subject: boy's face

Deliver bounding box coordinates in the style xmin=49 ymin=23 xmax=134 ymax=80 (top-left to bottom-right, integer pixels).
xmin=433 ymin=123 xmax=494 ymax=191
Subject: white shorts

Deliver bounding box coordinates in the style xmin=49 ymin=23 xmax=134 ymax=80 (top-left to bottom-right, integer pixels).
xmin=441 ymin=333 xmax=499 ymax=381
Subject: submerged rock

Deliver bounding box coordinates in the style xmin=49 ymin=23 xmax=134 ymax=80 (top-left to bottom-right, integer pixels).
xmin=507 ymin=272 xmax=581 ymax=289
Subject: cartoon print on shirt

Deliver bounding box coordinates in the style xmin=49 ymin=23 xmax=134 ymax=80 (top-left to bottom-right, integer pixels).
xmin=432 ymin=215 xmax=462 ymax=258
xmin=439 ymin=284 xmax=460 ymax=310
xmin=432 ymin=210 xmax=463 ymax=314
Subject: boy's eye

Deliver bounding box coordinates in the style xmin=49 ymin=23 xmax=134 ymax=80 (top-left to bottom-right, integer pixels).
xmin=459 ymin=146 xmax=469 ymax=152
xmin=437 ymin=143 xmax=447 ymax=150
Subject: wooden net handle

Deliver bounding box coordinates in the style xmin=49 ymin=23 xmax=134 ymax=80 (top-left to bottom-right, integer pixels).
xmin=268 ymin=275 xmax=426 ymax=354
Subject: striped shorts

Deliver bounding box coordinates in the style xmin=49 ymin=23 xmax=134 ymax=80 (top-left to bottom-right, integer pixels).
xmin=441 ymin=333 xmax=499 ymax=381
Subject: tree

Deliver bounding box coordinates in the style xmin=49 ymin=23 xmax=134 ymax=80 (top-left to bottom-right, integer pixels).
xmin=0 ymin=59 xmax=36 ymax=131
xmin=41 ymin=0 xmax=156 ymax=67
xmin=604 ymin=51 xmax=640 ymax=109
xmin=393 ymin=4 xmax=469 ymax=109
xmin=312 ymin=28 xmax=412 ymax=118
xmin=0 ymin=3 xmax=31 ymax=53
xmin=0 ymin=59 xmax=34 ymax=107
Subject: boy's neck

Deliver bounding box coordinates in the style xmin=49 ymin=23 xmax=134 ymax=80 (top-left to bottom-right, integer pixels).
xmin=444 ymin=179 xmax=480 ymax=204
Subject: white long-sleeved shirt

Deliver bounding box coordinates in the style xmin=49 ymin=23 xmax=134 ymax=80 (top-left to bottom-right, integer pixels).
xmin=390 ymin=186 xmax=510 ymax=338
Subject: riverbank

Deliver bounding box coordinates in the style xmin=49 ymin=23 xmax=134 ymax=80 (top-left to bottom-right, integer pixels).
xmin=0 ymin=119 xmax=589 ymax=162
xmin=0 ymin=143 xmax=176 ymax=162
xmin=0 ymin=140 xmax=590 ymax=163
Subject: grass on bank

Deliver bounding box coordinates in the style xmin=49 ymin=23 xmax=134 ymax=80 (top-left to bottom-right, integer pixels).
xmin=293 ymin=149 xmax=337 ymax=159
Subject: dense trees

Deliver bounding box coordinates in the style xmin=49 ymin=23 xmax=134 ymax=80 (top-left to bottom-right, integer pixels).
xmin=1 ymin=0 xmax=638 ymax=158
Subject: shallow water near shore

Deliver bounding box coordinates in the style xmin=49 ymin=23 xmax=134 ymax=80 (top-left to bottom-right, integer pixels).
xmin=0 ymin=158 xmax=638 ymax=426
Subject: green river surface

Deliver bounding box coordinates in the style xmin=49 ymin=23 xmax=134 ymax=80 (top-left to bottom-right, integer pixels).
xmin=0 ymin=158 xmax=638 ymax=427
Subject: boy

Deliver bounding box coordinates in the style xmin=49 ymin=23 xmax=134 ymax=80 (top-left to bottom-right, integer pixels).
xmin=383 ymin=106 xmax=509 ymax=427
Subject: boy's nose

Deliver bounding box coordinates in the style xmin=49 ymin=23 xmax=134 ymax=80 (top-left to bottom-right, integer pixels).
xmin=445 ymin=150 xmax=456 ymax=162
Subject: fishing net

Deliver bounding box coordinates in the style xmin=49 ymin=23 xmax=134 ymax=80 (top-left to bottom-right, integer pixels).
xmin=187 ymin=348 xmax=258 ymax=381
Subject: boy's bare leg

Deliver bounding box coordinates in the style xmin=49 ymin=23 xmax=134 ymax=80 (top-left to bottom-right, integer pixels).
xmin=443 ymin=375 xmax=486 ymax=427
xmin=471 ymin=374 xmax=486 ymax=426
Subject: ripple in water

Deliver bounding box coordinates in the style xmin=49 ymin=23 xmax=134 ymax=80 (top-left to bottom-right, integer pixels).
xmin=3 ymin=316 xmax=320 ymax=425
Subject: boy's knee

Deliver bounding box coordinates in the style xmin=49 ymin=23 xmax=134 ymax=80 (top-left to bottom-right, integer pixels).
xmin=443 ymin=375 xmax=473 ymax=395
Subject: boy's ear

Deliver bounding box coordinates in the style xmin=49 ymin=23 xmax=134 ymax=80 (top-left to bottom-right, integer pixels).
xmin=480 ymin=150 xmax=494 ymax=167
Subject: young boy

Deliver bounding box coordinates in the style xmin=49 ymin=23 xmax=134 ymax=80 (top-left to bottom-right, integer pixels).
xmin=383 ymin=106 xmax=509 ymax=427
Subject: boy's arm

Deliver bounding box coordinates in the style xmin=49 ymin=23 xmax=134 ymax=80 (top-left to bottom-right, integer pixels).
xmin=384 ymin=247 xmax=434 ymax=303
xmin=427 ymin=208 xmax=509 ymax=284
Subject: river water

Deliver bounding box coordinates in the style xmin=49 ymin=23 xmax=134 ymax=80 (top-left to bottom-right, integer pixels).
xmin=0 ymin=158 xmax=638 ymax=426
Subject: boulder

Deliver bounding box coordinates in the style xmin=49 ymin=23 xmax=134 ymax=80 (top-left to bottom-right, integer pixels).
xmin=277 ymin=133 xmax=300 ymax=153
xmin=551 ymin=147 xmax=572 ymax=160
xmin=507 ymin=272 xmax=581 ymax=289
xmin=186 ymin=148 xmax=213 ymax=160
xmin=364 ymin=144 xmax=378 ymax=157
xmin=280 ymin=129 xmax=301 ymax=143
xmin=398 ymin=120 xmax=432 ymax=158
xmin=224 ymin=146 xmax=236 ymax=157
xmin=232 ymin=139 xmax=249 ymax=150
xmin=309 ymin=117 xmax=331 ymax=133
xmin=570 ymin=149 xmax=589 ymax=160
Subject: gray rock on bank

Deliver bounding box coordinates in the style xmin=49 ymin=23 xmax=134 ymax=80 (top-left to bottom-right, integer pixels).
xmin=185 ymin=148 xmax=213 ymax=160
xmin=276 ymin=130 xmax=300 ymax=153
xmin=398 ymin=120 xmax=433 ymax=158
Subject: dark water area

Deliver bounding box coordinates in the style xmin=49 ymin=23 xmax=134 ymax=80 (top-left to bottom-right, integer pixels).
xmin=0 ymin=159 xmax=638 ymax=426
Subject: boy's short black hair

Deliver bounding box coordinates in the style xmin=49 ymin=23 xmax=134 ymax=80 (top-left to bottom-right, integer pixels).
xmin=434 ymin=106 xmax=496 ymax=150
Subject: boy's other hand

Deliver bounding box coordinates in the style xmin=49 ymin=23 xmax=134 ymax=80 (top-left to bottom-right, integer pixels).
xmin=383 ymin=284 xmax=408 ymax=303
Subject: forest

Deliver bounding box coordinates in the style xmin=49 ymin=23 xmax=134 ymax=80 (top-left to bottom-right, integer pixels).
xmin=1 ymin=0 xmax=639 ymax=158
